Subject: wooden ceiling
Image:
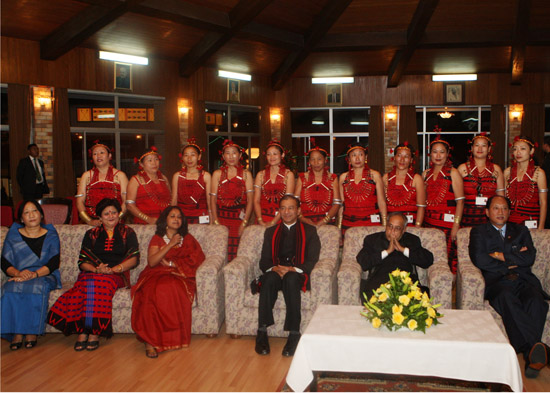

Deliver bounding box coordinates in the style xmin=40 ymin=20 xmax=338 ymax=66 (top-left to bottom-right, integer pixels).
xmin=2 ymin=0 xmax=550 ymax=89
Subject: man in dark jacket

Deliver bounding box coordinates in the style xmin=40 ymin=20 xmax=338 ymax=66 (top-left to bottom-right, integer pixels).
xmin=469 ymin=195 xmax=549 ymax=378
xmin=255 ymin=195 xmax=320 ymax=357
xmin=16 ymin=144 xmax=49 ymax=200
xmin=357 ymin=211 xmax=433 ymax=297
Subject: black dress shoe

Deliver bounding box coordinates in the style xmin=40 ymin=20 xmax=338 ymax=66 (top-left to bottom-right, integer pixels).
xmin=255 ymin=330 xmax=270 ymax=355
xmin=282 ymin=332 xmax=301 ymax=357
xmin=525 ymin=342 xmax=547 ymax=379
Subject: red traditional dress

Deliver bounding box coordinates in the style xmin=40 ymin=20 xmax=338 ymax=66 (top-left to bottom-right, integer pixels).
xmin=299 ymin=170 xmax=337 ymax=223
xmin=342 ymin=167 xmax=380 ymax=233
xmin=386 ymin=167 xmax=417 ymax=222
xmin=84 ymin=166 xmax=123 ymax=219
xmin=462 ymin=160 xmax=497 ymax=227
xmin=507 ymin=161 xmax=541 ymax=225
xmin=176 ymin=168 xmax=208 ymax=224
xmin=132 ymin=171 xmax=171 ymax=224
xmin=424 ymin=165 xmax=458 ymax=273
xmin=217 ymin=166 xmax=247 ymax=261
xmin=258 ymin=166 xmax=288 ymax=223
xmin=47 ymin=224 xmax=139 ymax=337
xmin=131 ymin=233 xmax=205 ymax=351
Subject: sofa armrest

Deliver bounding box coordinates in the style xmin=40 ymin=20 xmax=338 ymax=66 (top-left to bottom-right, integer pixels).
xmin=426 ymin=261 xmax=453 ymax=310
xmin=195 ymin=255 xmax=225 ymax=309
xmin=311 ymin=257 xmax=339 ymax=305
xmin=223 ymin=255 xmax=256 ymax=295
xmin=457 ymin=259 xmax=486 ymax=310
xmin=337 ymin=258 xmax=362 ymax=305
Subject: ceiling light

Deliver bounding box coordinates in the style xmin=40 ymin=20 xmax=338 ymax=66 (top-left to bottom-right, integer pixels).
xmin=312 ymin=120 xmax=325 ymax=125
xmin=218 ymin=70 xmax=252 ymax=81
xmin=350 ymin=121 xmax=369 ymax=125
xmin=99 ymin=51 xmax=148 ymax=65
xmin=97 ymin=114 xmax=115 ymax=119
xmin=432 ymin=74 xmax=477 ymax=82
xmin=312 ymin=77 xmax=354 ymax=84
xmin=438 ymin=110 xmax=455 ymax=119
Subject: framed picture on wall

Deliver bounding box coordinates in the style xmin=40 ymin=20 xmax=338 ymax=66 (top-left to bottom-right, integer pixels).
xmin=227 ymin=79 xmax=240 ymax=103
xmin=114 ymin=62 xmax=132 ymax=91
xmin=444 ymin=82 xmax=464 ymax=105
xmin=326 ymin=84 xmax=342 ymax=106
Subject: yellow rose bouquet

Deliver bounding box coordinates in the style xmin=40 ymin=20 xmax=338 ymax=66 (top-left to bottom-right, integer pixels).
xmin=360 ymin=269 xmax=443 ymax=332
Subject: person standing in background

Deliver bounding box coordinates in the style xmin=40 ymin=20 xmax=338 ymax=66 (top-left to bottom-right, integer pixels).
xmin=17 ymin=144 xmax=49 ymax=200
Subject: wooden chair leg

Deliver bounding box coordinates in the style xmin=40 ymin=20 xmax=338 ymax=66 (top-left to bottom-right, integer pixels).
xmin=230 ymin=334 xmax=241 ymax=339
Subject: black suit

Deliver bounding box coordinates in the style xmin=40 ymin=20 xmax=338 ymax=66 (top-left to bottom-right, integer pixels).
xmin=258 ymin=222 xmax=320 ymax=332
xmin=542 ymin=153 xmax=550 ymax=229
xmin=16 ymin=156 xmax=49 ymax=200
xmin=357 ymin=231 xmax=434 ymax=297
xmin=469 ymin=222 xmax=548 ymax=356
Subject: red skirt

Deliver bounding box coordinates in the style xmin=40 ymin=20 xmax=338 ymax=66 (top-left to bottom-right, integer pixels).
xmin=132 ymin=267 xmax=195 ymax=351
xmin=424 ymin=210 xmax=457 ymax=274
xmin=218 ymin=205 xmax=244 ymax=261
xmin=47 ymin=272 xmax=124 ymax=337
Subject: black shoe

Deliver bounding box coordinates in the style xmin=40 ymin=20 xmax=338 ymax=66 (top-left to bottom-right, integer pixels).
xmin=74 ymin=340 xmax=87 ymax=351
xmin=282 ymin=332 xmax=301 ymax=357
xmin=86 ymin=341 xmax=100 ymax=351
xmin=10 ymin=341 xmax=23 ymax=351
xmin=525 ymin=342 xmax=547 ymax=379
xmin=255 ymin=330 xmax=270 ymax=355
xmin=24 ymin=340 xmax=37 ymax=349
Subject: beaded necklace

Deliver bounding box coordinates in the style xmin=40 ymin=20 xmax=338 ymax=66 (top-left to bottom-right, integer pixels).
xmin=178 ymin=167 xmax=205 ymax=205
xmin=218 ymin=165 xmax=245 ymax=207
xmin=343 ymin=166 xmax=374 ymax=203
xmin=137 ymin=170 xmax=170 ymax=210
xmin=386 ymin=167 xmax=415 ymax=207
xmin=466 ymin=158 xmax=495 ymax=196
xmin=507 ymin=159 xmax=536 ymax=207
xmin=302 ymin=168 xmax=333 ymax=214
xmin=425 ymin=165 xmax=451 ymax=207
xmin=261 ymin=166 xmax=287 ymax=203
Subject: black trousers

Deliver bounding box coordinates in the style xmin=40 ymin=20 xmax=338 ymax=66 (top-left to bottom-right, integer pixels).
xmin=486 ymin=278 xmax=548 ymax=357
xmin=22 ymin=183 xmax=46 ymax=200
xmin=258 ymin=271 xmax=302 ymax=332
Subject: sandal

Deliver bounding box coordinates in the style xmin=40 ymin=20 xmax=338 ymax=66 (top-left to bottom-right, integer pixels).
xmin=10 ymin=341 xmax=23 ymax=351
xmin=74 ymin=340 xmax=87 ymax=351
xmin=145 ymin=343 xmax=158 ymax=358
xmin=24 ymin=340 xmax=37 ymax=349
xmin=86 ymin=341 xmax=100 ymax=351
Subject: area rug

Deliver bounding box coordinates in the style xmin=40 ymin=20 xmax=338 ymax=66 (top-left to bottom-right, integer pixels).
xmin=278 ymin=371 xmax=513 ymax=392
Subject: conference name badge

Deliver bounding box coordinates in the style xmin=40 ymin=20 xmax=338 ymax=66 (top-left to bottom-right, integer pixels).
xmin=370 ymin=214 xmax=381 ymax=223
xmin=406 ymin=214 xmax=414 ymax=224
xmin=525 ymin=220 xmax=537 ymax=229
xmin=199 ymin=215 xmax=210 ymax=224
xmin=239 ymin=209 xmax=246 ymax=220
xmin=476 ymin=196 xmax=488 ymax=206
xmin=444 ymin=213 xmax=455 ymax=223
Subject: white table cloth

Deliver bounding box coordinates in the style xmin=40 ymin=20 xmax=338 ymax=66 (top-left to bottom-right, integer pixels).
xmin=286 ymin=305 xmax=522 ymax=392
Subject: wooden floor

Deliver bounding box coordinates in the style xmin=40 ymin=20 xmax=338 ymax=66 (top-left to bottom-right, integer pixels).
xmin=2 ymin=325 xmax=550 ymax=392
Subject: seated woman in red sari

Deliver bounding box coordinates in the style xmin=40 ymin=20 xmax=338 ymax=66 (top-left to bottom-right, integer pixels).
xmin=294 ymin=141 xmax=341 ymax=226
xmin=47 ymin=198 xmax=139 ymax=351
xmin=131 ymin=206 xmax=205 ymax=358
xmin=126 ymin=146 xmax=171 ymax=224
xmin=171 ymin=138 xmax=212 ymax=224
xmin=253 ymin=139 xmax=295 ymax=227
xmin=383 ymin=142 xmax=426 ymax=227
xmin=75 ymin=141 xmax=128 ymax=226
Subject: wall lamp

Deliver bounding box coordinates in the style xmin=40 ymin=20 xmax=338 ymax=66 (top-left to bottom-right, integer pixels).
xmin=312 ymin=77 xmax=354 ymax=84
xmin=99 ymin=51 xmax=149 ymax=65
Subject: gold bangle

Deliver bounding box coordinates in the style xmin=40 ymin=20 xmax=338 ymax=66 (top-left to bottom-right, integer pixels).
xmin=79 ymin=210 xmax=92 ymax=224
xmin=214 ymin=219 xmax=220 ymax=225
xmin=323 ymin=216 xmax=330 ymax=223
xmin=118 ymin=265 xmax=123 ymax=273
xmin=139 ymin=213 xmax=149 ymax=222
xmin=454 ymin=215 xmax=461 ymax=224
xmin=119 ymin=211 xmax=124 ymax=218
xmin=415 ymin=221 xmax=421 ymax=226
xmin=241 ymin=219 xmax=248 ymax=226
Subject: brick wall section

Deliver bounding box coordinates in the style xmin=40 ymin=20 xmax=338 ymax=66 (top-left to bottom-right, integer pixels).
xmin=508 ymin=105 xmax=523 ymax=167
xmin=383 ymin=107 xmax=398 ymax=174
xmin=33 ymin=86 xmax=53 ymax=197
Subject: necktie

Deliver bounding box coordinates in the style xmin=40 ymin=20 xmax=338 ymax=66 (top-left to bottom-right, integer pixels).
xmin=34 ymin=158 xmax=43 ymax=183
xmin=500 ymin=228 xmax=505 ymax=239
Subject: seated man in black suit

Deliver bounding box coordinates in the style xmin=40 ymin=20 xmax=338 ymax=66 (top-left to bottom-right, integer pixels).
xmin=255 ymin=195 xmax=321 ymax=357
xmin=357 ymin=211 xmax=433 ymax=297
xmin=469 ymin=195 xmax=549 ymax=378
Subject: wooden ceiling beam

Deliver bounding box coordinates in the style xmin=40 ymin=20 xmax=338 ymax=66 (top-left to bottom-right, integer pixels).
xmin=178 ymin=0 xmax=274 ymax=77
xmin=271 ymin=0 xmax=354 ymax=90
xmin=239 ymin=22 xmax=304 ymax=49
xmin=386 ymin=0 xmax=439 ymax=88
xmin=40 ymin=0 xmax=144 ymax=60
xmin=510 ymin=0 xmax=531 ymax=85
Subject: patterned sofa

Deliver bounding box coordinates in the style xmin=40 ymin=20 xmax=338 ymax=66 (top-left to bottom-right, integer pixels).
xmin=223 ymin=224 xmax=341 ymax=337
xmin=456 ymin=227 xmax=550 ymax=343
xmin=1 ymin=224 xmax=228 ymax=336
xmin=337 ymin=226 xmax=453 ymax=310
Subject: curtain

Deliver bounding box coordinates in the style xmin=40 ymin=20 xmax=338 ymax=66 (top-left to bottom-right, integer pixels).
xmin=490 ymin=105 xmax=506 ymax=170
xmin=8 ymin=84 xmax=32 ymax=207
xmin=521 ymin=103 xmax=545 ymax=166
xmin=368 ymin=106 xmax=384 ymax=173
xmin=399 ymin=106 xmax=419 ymax=172
xmin=52 ymin=88 xmax=75 ymax=198
xmin=164 ymin=96 xmax=181 ymax=178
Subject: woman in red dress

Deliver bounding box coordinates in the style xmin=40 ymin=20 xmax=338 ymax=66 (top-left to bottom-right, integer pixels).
xmin=294 ymin=142 xmax=341 ymax=226
xmin=126 ymin=147 xmax=171 ymax=224
xmin=75 ymin=142 xmax=128 ymax=226
xmin=171 ymin=138 xmax=211 ymax=225
xmin=458 ymin=133 xmax=505 ymax=227
xmin=422 ymin=136 xmax=464 ymax=273
xmin=383 ymin=142 xmax=426 ymax=227
xmin=339 ymin=142 xmax=386 ymax=234
xmin=505 ymin=135 xmax=547 ymax=228
xmin=253 ymin=139 xmax=295 ymax=227
xmin=210 ymin=140 xmax=254 ymax=261
xmin=131 ymin=206 xmax=205 ymax=358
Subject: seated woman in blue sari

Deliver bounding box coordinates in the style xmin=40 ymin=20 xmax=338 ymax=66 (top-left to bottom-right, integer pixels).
xmin=1 ymin=200 xmax=61 ymax=350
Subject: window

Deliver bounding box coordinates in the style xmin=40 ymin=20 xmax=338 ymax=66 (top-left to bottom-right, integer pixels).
xmin=416 ymin=106 xmax=492 ymax=170
xmin=69 ymin=90 xmax=165 ymax=181
xmin=205 ymin=103 xmax=261 ymax=176
xmin=291 ymin=107 xmax=370 ymax=174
